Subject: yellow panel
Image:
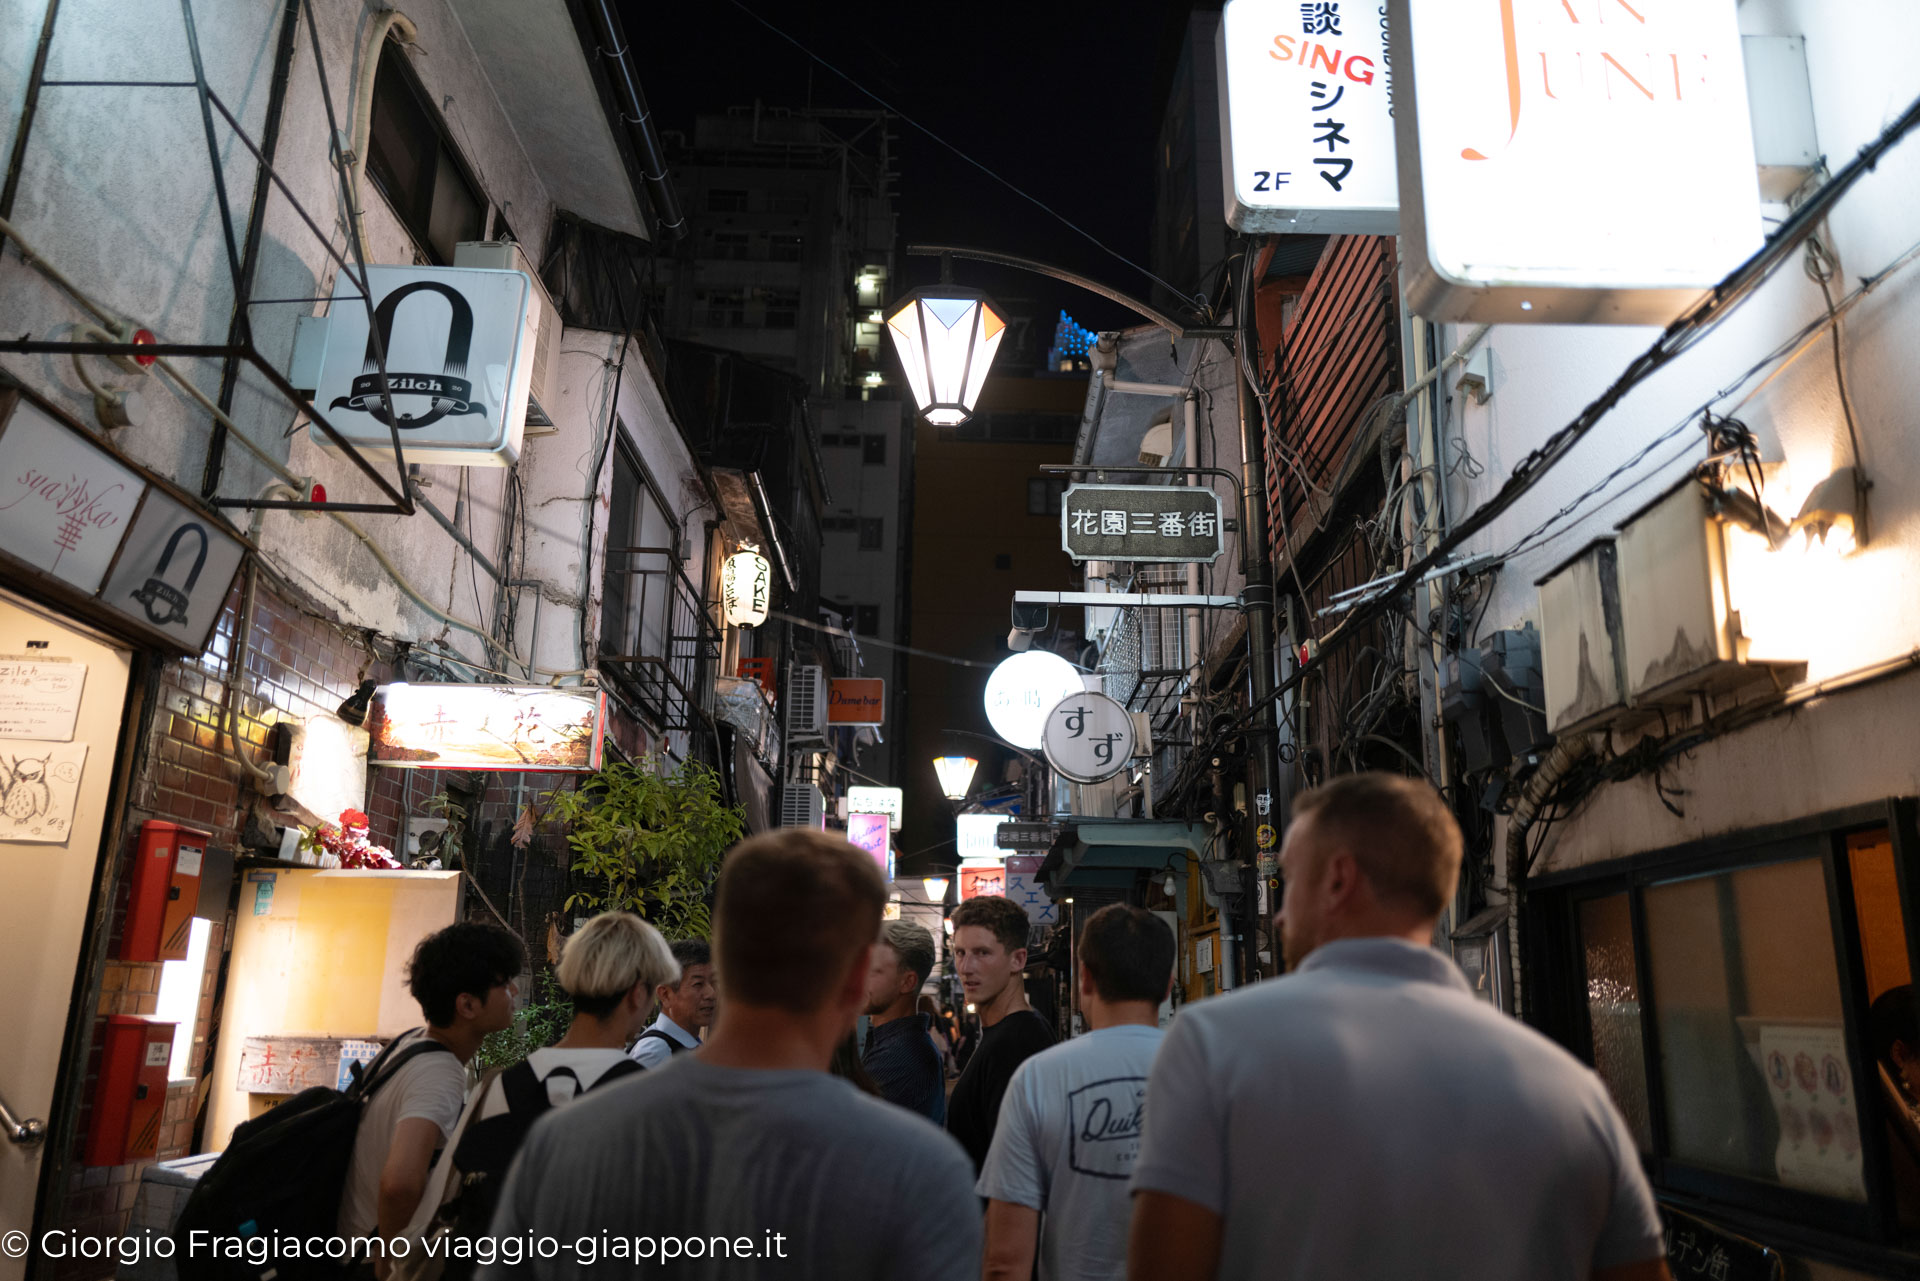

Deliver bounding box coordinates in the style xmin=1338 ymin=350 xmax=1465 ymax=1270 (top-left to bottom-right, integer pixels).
xmin=981 ymin=307 xmax=1007 ymax=343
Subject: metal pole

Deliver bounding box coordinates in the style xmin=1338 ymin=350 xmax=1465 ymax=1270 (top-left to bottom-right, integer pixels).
xmin=1237 ymin=367 xmax=1281 ymax=984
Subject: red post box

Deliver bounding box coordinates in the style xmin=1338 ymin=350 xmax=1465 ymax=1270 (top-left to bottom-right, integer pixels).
xmin=120 ymin=820 xmax=208 ymax=961
xmin=86 ymin=1015 xmax=176 ymax=1166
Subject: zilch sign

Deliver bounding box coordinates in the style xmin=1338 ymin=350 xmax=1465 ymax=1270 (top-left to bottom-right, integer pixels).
xmin=828 ymin=678 xmax=885 ymax=726
xmin=310 ymin=266 xmax=537 ymax=466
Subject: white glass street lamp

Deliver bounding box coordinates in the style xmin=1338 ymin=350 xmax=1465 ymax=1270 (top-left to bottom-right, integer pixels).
xmin=933 ymin=755 xmax=979 ymax=801
xmin=884 ymin=286 xmax=1008 ymax=426
xmin=983 ymin=650 xmax=1083 ymax=749
xmin=922 ymin=876 xmax=950 ymax=904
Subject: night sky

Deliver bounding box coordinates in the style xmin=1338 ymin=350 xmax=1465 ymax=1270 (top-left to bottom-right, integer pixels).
xmin=629 ymin=0 xmax=1215 ymax=334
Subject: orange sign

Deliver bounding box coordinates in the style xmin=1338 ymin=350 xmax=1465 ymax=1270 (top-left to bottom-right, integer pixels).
xmin=828 ymin=678 xmax=885 ymax=726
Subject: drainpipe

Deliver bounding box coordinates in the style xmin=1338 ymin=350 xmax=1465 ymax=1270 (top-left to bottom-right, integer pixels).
xmin=585 ymin=0 xmax=686 ymax=241
xmin=1504 ymin=735 xmax=1591 ymax=1018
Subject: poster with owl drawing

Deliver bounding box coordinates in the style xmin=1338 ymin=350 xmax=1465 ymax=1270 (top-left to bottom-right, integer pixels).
xmin=0 ymin=741 xmax=87 ymax=844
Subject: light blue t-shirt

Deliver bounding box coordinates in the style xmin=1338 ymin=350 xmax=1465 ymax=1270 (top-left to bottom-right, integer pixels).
xmin=1130 ymin=938 xmax=1664 ymax=1281
xmin=976 ymin=1023 xmax=1163 ymax=1281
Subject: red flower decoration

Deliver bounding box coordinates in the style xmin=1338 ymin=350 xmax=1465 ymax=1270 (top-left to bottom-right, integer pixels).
xmin=339 ymin=807 xmax=370 ymax=830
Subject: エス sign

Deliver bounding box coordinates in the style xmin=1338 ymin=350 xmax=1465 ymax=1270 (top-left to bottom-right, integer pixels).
xmin=1217 ymin=0 xmax=1397 ymax=233
xmin=1390 ymin=0 xmax=1760 ymax=323
xmin=310 ymin=266 xmax=535 ymax=465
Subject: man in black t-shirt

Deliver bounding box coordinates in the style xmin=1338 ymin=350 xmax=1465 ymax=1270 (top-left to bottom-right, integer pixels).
xmin=945 ymin=895 xmax=1055 ymax=1171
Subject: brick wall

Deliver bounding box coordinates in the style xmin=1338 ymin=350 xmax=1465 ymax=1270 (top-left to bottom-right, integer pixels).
xmin=50 ymin=575 xmax=389 ymax=1280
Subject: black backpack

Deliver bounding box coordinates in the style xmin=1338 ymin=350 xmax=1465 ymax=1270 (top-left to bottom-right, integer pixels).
xmin=633 ymin=1026 xmax=693 ymax=1058
xmin=173 ymin=1032 xmax=455 ymax=1279
xmin=418 ymin=1057 xmax=642 ymax=1281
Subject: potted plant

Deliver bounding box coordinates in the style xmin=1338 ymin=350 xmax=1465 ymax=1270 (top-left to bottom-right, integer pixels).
xmin=543 ymin=756 xmax=744 ymax=939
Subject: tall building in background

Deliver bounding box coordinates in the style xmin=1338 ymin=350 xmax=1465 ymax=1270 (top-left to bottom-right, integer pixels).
xmin=652 ymin=105 xmax=913 ymax=787
xmin=1151 ymin=11 xmax=1229 ymax=316
xmin=653 ymin=105 xmax=898 ymax=399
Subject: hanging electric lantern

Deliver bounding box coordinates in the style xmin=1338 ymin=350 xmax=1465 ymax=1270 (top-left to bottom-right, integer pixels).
xmin=884 ymin=285 xmax=1008 ymax=426
xmin=721 ymin=545 xmax=772 ymax=628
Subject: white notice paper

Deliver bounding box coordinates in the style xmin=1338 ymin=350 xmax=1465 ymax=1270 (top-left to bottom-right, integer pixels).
xmin=0 ymin=741 xmax=88 ymax=844
xmin=0 ymin=660 xmax=87 ymax=740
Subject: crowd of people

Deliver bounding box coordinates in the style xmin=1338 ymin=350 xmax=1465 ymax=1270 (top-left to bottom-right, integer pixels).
xmin=306 ymin=772 xmax=1672 ymax=1280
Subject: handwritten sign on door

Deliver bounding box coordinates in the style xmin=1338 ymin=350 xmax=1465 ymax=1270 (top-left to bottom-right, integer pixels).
xmin=0 ymin=660 xmax=87 ymax=740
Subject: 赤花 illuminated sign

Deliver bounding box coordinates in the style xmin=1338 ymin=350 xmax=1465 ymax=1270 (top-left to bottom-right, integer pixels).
xmin=367 ymin=684 xmax=604 ymax=771
xmin=1389 ymin=0 xmax=1760 ymax=324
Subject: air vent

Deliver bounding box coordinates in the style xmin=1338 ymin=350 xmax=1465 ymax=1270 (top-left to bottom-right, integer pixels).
xmin=454 ymin=240 xmax=560 ymax=429
xmin=779 ymin=783 xmax=825 ymax=829
xmin=786 ymin=664 xmax=826 ymax=739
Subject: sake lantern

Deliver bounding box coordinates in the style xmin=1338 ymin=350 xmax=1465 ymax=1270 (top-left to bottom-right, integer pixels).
xmin=721 ymin=547 xmax=771 ymax=628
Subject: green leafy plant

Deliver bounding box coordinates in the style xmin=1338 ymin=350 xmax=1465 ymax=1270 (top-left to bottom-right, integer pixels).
xmin=546 ymin=756 xmax=744 ymax=939
xmin=475 ymin=972 xmax=574 ymax=1070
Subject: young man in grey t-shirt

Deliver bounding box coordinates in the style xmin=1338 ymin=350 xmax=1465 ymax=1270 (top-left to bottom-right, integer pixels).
xmin=978 ymin=905 xmax=1174 ymax=1281
xmin=1128 ymin=773 xmax=1670 ymax=1281
xmin=481 ymin=830 xmax=980 ymax=1280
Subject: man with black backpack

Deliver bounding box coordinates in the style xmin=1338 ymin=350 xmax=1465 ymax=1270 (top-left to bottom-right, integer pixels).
xmin=174 ymin=921 xmax=521 ymax=1280
xmin=398 ymin=912 xmax=680 ymax=1280
xmin=627 ymin=938 xmax=714 ymax=1068
xmin=341 ymin=923 xmax=524 ymax=1269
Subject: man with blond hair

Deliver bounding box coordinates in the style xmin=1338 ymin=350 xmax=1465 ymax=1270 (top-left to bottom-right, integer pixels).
xmin=1128 ymin=771 xmax=1670 ymax=1281
xmin=863 ymin=920 xmax=946 ymax=1121
xmin=482 ymin=831 xmax=980 ymax=1279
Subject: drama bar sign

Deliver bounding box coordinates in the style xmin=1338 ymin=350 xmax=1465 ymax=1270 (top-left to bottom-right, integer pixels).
xmin=828 ymin=678 xmax=884 ymax=726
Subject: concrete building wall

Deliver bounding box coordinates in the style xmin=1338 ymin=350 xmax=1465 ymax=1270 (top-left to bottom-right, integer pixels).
xmin=1429 ymin=0 xmax=1920 ymax=877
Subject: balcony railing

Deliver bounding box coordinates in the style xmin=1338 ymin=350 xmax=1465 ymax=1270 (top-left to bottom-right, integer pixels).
xmin=599 ymin=547 xmax=719 ymax=735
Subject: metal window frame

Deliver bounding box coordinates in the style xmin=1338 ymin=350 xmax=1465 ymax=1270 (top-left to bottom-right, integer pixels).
xmin=0 ymin=0 xmax=419 ymax=516
xmin=1527 ymin=798 xmax=1920 ymax=1263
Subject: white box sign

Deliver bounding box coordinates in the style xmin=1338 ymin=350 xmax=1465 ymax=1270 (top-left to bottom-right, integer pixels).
xmin=1391 ymin=0 xmax=1760 ymax=324
xmin=1217 ymin=0 xmax=1398 ymax=233
xmin=310 ymin=266 xmax=535 ymax=467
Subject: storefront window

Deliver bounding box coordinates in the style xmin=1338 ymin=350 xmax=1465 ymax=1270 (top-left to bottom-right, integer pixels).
xmin=1644 ymin=857 xmax=1868 ymax=1202
xmin=1849 ymin=830 xmax=1920 ymax=1225
xmin=1578 ymin=892 xmax=1653 ymax=1153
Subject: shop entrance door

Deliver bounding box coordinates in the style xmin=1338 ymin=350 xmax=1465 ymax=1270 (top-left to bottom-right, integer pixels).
xmin=0 ymin=591 xmax=133 ymax=1281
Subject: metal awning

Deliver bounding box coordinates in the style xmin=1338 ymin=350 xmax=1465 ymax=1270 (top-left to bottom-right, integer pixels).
xmin=1037 ymin=818 xmax=1213 ymax=898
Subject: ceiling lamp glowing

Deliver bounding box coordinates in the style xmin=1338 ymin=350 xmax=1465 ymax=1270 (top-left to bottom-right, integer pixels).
xmin=884 ymin=286 xmax=1007 ymax=426
xmin=933 ymin=754 xmax=979 ymax=800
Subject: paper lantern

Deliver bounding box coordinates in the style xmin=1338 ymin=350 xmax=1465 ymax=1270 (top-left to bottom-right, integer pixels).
xmin=721 ymin=547 xmax=771 ymax=628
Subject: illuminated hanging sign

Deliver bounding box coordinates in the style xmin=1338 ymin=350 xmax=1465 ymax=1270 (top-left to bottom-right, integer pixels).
xmin=959 ymin=860 xmax=1007 ymax=901
xmin=1216 ymin=0 xmax=1398 ymax=233
xmin=1061 ymin=484 xmax=1224 ymax=564
xmin=1041 ymin=691 xmax=1137 ymax=785
xmin=956 ymin=813 xmax=1010 ymax=862
xmin=847 ymin=785 xmax=903 ymax=831
xmin=1389 ymin=0 xmax=1760 ymax=324
xmin=721 ymin=549 xmax=772 ymax=628
xmin=828 ymin=678 xmax=885 ymax=726
xmin=367 ymin=683 xmax=605 ymax=771
xmin=310 ymin=266 xmax=535 ymax=466
xmin=983 ymin=651 xmax=1084 ymax=750
xmin=846 ymin=812 xmax=891 ymax=877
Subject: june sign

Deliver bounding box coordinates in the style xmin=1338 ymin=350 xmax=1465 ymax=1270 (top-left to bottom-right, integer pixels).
xmin=1061 ymin=485 xmax=1224 ymax=564
xmin=1042 ymin=691 xmax=1137 ymax=784
xmin=1390 ymin=0 xmax=1760 ymax=324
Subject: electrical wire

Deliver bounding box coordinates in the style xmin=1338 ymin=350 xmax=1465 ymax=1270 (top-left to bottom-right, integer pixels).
xmin=722 ymin=0 xmax=1202 ymax=310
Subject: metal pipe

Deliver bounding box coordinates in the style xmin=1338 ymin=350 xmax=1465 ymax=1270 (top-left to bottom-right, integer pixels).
xmin=0 ymin=1088 xmax=46 ymax=1147
xmin=584 ymin=0 xmax=686 ymax=240
xmin=0 ymin=0 xmax=61 ymax=250
xmin=906 ymin=244 xmax=1221 ymax=338
xmin=1236 ymin=251 xmax=1281 ymax=985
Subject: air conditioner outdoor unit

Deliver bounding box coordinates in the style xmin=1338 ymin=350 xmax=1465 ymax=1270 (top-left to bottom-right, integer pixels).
xmin=454 ymin=240 xmax=561 ymax=429
xmin=779 ymin=782 xmax=825 ymax=829
xmin=786 ymin=664 xmax=827 ymax=739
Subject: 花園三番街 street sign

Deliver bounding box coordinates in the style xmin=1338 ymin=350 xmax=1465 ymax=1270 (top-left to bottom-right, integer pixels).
xmin=1060 ymin=484 xmax=1224 ymax=563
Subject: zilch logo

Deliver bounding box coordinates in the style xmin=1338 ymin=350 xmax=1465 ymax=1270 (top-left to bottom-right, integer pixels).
xmin=131 ymin=523 xmax=207 ymax=627
xmin=330 ymin=281 xmax=489 ymax=430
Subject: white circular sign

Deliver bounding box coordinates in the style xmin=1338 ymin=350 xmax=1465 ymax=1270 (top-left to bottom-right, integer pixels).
xmin=1041 ymin=691 xmax=1137 ymax=783
xmin=983 ymin=651 xmax=1084 ymax=749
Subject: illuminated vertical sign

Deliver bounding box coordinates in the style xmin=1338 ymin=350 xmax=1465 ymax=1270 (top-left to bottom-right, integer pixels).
xmin=847 ymin=812 xmax=891 ymax=877
xmin=1217 ymin=0 xmax=1398 ymax=233
xmin=1390 ymin=0 xmax=1760 ymax=324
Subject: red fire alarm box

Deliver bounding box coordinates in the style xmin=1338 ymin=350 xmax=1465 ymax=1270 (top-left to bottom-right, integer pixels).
xmin=120 ymin=820 xmax=208 ymax=962
xmin=737 ymin=657 xmax=775 ymax=694
xmin=86 ymin=1015 xmax=176 ymax=1166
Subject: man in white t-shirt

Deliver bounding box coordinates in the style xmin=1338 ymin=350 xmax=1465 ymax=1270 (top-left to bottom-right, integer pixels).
xmin=978 ymin=904 xmax=1173 ymax=1281
xmin=338 ymin=921 xmax=523 ymax=1271
xmin=628 ymin=938 xmax=714 ymax=1069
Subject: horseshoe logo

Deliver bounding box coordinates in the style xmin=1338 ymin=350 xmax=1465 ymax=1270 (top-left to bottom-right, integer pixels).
xmin=131 ymin=522 xmax=209 ymax=627
xmin=329 ymin=280 xmax=490 ymax=429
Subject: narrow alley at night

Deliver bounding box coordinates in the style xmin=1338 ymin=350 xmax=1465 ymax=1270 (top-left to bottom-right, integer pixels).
xmin=3 ymin=1 xmax=1920 ymax=1278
